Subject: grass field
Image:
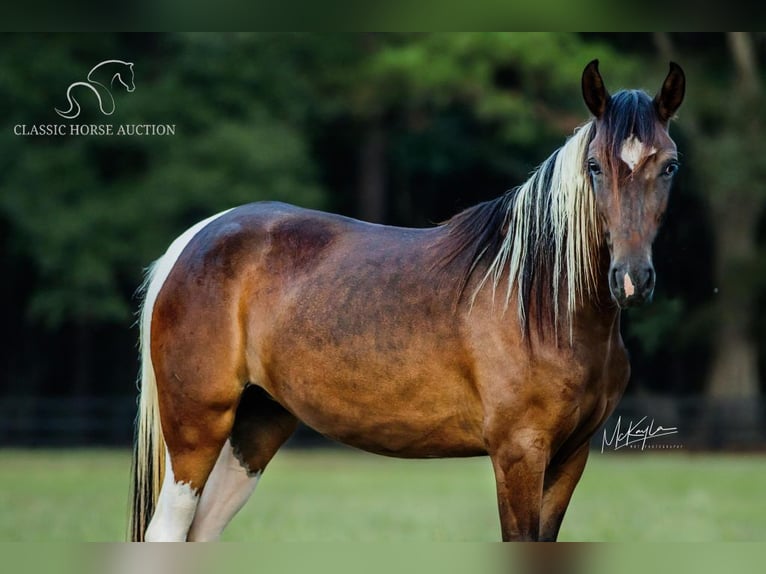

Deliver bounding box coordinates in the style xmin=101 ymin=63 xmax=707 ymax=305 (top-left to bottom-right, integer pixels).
xmin=0 ymin=448 xmax=763 ymax=542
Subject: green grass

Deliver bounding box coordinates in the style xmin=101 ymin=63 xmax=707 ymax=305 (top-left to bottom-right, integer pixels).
xmin=0 ymin=448 xmax=763 ymax=541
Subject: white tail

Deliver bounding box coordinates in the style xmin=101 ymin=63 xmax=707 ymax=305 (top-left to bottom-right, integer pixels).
xmin=128 ymin=261 xmax=166 ymax=542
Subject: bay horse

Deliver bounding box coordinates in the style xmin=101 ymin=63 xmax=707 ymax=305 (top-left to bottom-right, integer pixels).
xmin=129 ymin=60 xmax=685 ymax=542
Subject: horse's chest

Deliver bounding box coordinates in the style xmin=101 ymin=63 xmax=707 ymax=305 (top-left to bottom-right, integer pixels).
xmin=566 ymin=338 xmax=630 ymax=435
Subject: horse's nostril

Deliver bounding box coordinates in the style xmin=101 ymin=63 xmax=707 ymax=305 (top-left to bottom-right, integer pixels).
xmin=610 ymin=265 xmax=654 ymax=300
xmin=610 ymin=268 xmax=620 ymax=290
xmin=643 ymin=267 xmax=656 ymax=291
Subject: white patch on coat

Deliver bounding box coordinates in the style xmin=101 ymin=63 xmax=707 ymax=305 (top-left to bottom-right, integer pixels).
xmin=187 ymin=440 xmax=261 ymax=542
xmin=144 ymin=453 xmax=200 ymax=542
xmin=619 ymin=135 xmax=657 ymax=172
xmin=623 ymin=273 xmax=635 ymax=297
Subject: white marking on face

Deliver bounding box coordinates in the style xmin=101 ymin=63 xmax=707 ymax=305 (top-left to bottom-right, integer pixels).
xmin=620 ymin=135 xmax=644 ymax=171
xmin=144 ymin=453 xmax=200 ymax=542
xmin=619 ymin=135 xmax=657 ymax=172
xmin=624 ymin=273 xmax=635 ymax=297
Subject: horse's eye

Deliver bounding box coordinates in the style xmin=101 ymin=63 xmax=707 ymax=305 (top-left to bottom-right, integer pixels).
xmin=663 ymin=161 xmax=679 ymax=178
xmin=587 ymin=159 xmax=602 ymax=176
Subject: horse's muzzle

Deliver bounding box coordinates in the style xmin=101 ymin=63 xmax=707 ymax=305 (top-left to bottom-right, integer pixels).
xmin=609 ymin=261 xmax=655 ymax=308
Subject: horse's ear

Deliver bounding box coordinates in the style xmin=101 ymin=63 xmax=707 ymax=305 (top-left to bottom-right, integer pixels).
xmin=654 ymin=62 xmax=685 ymax=123
xmin=582 ymin=59 xmax=610 ymax=119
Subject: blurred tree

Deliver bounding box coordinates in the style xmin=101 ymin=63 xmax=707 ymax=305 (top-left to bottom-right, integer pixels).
xmin=0 ymin=32 xmax=755 ymax=412
xmin=349 ymin=33 xmax=638 ymax=224
xmin=655 ymin=32 xmax=766 ymax=401
xmin=0 ymin=33 xmax=326 ymax=394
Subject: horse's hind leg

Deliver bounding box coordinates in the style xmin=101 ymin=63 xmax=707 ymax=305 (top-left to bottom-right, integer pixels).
xmin=187 ymin=385 xmax=298 ymax=541
xmin=144 ymin=300 xmax=246 ymax=541
xmin=144 ymin=364 xmax=241 ymax=542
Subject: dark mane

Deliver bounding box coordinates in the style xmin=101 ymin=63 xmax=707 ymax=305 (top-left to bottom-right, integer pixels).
xmin=434 ymin=194 xmax=509 ymax=296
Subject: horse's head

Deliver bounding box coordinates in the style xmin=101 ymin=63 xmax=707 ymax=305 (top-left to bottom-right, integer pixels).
xmin=113 ymin=62 xmax=136 ymax=93
xmin=581 ymin=60 xmax=685 ymax=308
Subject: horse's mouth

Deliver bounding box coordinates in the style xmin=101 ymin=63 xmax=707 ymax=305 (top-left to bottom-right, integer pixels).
xmin=613 ymin=289 xmax=654 ymax=309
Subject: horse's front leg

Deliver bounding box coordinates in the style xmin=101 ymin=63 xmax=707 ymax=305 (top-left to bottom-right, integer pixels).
xmin=539 ymin=443 xmax=590 ymax=541
xmin=487 ymin=428 xmax=550 ymax=541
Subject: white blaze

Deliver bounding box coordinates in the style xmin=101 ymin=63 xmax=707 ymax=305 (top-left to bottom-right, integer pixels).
xmin=620 ymin=135 xmax=657 ymax=172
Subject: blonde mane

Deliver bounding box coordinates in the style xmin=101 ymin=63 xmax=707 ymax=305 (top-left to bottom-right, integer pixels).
xmin=472 ymin=122 xmax=601 ymax=338
xmin=435 ymin=121 xmax=603 ymax=341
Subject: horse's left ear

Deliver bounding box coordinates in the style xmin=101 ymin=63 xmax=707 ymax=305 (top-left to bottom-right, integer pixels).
xmin=582 ymin=59 xmax=610 ymax=119
xmin=654 ymin=62 xmax=685 ymax=123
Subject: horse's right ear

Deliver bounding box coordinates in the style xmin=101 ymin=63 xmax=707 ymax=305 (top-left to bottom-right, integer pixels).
xmin=654 ymin=62 xmax=685 ymax=123
xmin=582 ymin=59 xmax=610 ymax=119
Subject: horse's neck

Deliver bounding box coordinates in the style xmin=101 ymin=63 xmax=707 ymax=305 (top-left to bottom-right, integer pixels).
xmin=570 ymin=243 xmax=621 ymax=336
xmin=526 ymin=241 xmax=619 ymax=343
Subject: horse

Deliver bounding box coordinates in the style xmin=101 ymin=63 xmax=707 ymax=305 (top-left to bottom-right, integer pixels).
xmin=55 ymin=59 xmax=135 ymax=119
xmin=128 ymin=59 xmax=685 ymax=542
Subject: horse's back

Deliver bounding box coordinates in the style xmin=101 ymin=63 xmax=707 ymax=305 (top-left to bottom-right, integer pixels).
xmin=175 ymin=201 xmax=349 ymax=270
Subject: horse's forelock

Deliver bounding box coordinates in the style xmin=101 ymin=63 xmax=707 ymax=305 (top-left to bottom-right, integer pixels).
xmin=598 ymin=90 xmax=659 ymax=171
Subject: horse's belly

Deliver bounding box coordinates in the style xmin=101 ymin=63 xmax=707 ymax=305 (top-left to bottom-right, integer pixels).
xmin=240 ymin=226 xmax=485 ymax=457
xmin=302 ymin=410 xmax=486 ymax=459
xmin=314 ymin=405 xmax=486 ymax=459
xmin=259 ymin=370 xmax=486 ymax=458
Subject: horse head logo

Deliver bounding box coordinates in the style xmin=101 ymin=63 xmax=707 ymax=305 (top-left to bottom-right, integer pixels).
xmin=56 ymin=60 xmax=135 ymax=120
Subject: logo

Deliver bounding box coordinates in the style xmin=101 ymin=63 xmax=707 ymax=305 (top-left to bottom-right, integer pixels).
xmin=55 ymin=60 xmax=135 ymax=119
xmin=13 ymin=59 xmax=175 ymax=137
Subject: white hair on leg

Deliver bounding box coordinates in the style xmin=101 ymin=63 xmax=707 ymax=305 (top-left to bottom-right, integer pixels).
xmin=186 ymin=440 xmax=261 ymax=542
xmin=144 ymin=453 xmax=200 ymax=542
